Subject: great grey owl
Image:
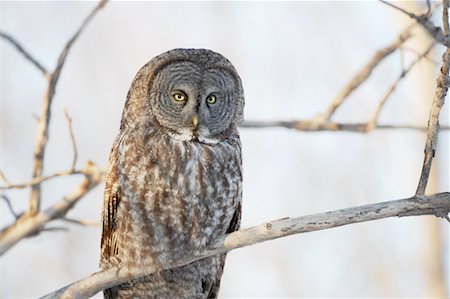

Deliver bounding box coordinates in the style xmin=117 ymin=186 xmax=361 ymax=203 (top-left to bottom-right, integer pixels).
xmin=100 ymin=48 xmax=244 ymax=299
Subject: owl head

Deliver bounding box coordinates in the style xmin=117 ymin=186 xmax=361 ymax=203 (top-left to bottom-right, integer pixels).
xmin=121 ymin=48 xmax=244 ymax=144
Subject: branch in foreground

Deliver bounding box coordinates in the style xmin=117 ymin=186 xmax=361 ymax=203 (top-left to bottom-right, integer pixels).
xmin=0 ymin=162 xmax=103 ymax=255
xmin=240 ymin=120 xmax=450 ymax=132
xmin=28 ymin=0 xmax=107 ymax=215
xmin=42 ymin=192 xmax=450 ymax=299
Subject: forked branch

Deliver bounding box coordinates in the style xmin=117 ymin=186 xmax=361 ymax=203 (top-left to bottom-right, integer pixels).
xmin=27 ymin=0 xmax=107 ymax=215
xmin=0 ymin=162 xmax=103 ymax=255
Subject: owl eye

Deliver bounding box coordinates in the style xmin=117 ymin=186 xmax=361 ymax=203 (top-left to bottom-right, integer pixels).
xmin=206 ymin=94 xmax=217 ymax=105
xmin=172 ymin=92 xmax=187 ymax=102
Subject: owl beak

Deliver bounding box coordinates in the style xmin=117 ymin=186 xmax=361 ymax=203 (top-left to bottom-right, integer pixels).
xmin=192 ymin=114 xmax=198 ymax=130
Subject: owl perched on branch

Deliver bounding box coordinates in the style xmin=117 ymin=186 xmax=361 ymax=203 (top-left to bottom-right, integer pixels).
xmin=100 ymin=49 xmax=244 ymax=299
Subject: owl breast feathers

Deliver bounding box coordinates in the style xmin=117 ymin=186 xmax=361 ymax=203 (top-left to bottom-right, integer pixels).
xmin=101 ymin=48 xmax=244 ymax=299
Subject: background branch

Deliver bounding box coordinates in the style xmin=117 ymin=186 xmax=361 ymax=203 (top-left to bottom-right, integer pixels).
xmin=380 ymin=0 xmax=450 ymax=47
xmin=367 ymin=42 xmax=435 ymax=130
xmin=64 ymin=110 xmax=78 ymax=171
xmin=0 ymin=0 xmax=108 ymax=255
xmin=0 ymin=31 xmax=49 ymax=76
xmin=0 ymin=168 xmax=95 ymax=190
xmin=240 ymin=120 xmax=450 ymax=132
xmin=0 ymin=162 xmax=103 ymax=255
xmin=27 ymin=0 xmax=107 ymax=216
xmin=321 ymin=24 xmax=414 ymax=120
xmin=42 ymin=192 xmax=450 ymax=299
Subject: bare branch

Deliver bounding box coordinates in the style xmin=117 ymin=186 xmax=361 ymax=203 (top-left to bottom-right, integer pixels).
xmin=379 ymin=0 xmax=417 ymax=18
xmin=366 ymin=42 xmax=436 ymax=131
xmin=321 ymin=25 xmax=414 ymax=120
xmin=1 ymin=194 xmax=20 ymax=219
xmin=41 ymin=227 xmax=69 ymax=233
xmin=64 ymin=110 xmax=78 ymax=171
xmin=28 ymin=0 xmax=107 ymax=215
xmin=402 ymin=46 xmax=439 ymax=65
xmin=0 ymin=161 xmax=103 ymax=255
xmin=61 ymin=217 xmax=100 ymax=228
xmin=0 ymin=171 xmax=11 ymax=184
xmin=380 ymin=0 xmax=450 ymax=47
xmin=416 ymin=48 xmax=450 ymax=195
xmin=443 ymin=0 xmax=449 ymax=35
xmin=0 ymin=31 xmax=49 ymax=76
xmin=42 ymin=192 xmax=450 ymax=299
xmin=0 ymin=169 xmax=89 ymax=190
xmin=240 ymin=120 xmax=450 ymax=132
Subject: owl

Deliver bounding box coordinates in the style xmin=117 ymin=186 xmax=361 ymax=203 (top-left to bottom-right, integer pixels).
xmin=100 ymin=48 xmax=244 ymax=299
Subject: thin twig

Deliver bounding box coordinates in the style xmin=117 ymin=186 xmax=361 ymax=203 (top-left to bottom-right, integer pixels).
xmin=0 ymin=171 xmax=11 ymax=184
xmin=41 ymin=192 xmax=450 ymax=299
xmin=64 ymin=110 xmax=78 ymax=171
xmin=399 ymin=46 xmax=405 ymax=70
xmin=416 ymin=47 xmax=450 ymax=195
xmin=0 ymin=31 xmax=49 ymax=76
xmin=380 ymin=0 xmax=450 ymax=47
xmin=28 ymin=0 xmax=107 ymax=215
xmin=402 ymin=46 xmax=439 ymax=65
xmin=379 ymin=0 xmax=417 ymax=18
xmin=1 ymin=194 xmax=20 ymax=219
xmin=367 ymin=42 xmax=436 ymax=131
xmin=61 ymin=217 xmax=100 ymax=228
xmin=41 ymin=227 xmax=69 ymax=233
xmin=0 ymin=161 xmax=103 ymax=255
xmin=426 ymin=0 xmax=431 ymax=17
xmin=321 ymin=24 xmax=414 ymax=120
xmin=0 ymin=169 xmax=87 ymax=190
xmin=240 ymin=120 xmax=450 ymax=132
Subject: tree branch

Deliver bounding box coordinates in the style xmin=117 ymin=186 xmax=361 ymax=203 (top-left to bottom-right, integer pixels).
xmin=0 ymin=31 xmax=49 ymax=76
xmin=416 ymin=49 xmax=450 ymax=195
xmin=0 ymin=169 xmax=94 ymax=190
xmin=240 ymin=120 xmax=450 ymax=132
xmin=321 ymin=24 xmax=414 ymax=120
xmin=64 ymin=110 xmax=78 ymax=171
xmin=0 ymin=162 xmax=103 ymax=255
xmin=366 ymin=42 xmax=436 ymax=130
xmin=1 ymin=194 xmax=20 ymax=219
xmin=28 ymin=0 xmax=107 ymax=215
xmin=41 ymin=192 xmax=450 ymax=299
xmin=380 ymin=0 xmax=450 ymax=48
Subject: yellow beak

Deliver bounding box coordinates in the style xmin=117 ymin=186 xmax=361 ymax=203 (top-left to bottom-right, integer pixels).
xmin=192 ymin=114 xmax=198 ymax=130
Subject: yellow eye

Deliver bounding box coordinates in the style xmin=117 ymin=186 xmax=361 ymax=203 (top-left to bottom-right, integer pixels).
xmin=206 ymin=94 xmax=217 ymax=105
xmin=173 ymin=92 xmax=187 ymax=102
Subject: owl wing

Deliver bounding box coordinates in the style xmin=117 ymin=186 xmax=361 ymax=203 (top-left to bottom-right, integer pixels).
xmin=205 ymin=201 xmax=242 ymax=299
xmin=100 ymin=138 xmax=122 ymax=299
xmin=100 ymin=137 xmax=122 ymax=266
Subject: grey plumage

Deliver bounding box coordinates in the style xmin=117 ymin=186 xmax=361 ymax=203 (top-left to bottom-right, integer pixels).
xmin=101 ymin=49 xmax=244 ymax=298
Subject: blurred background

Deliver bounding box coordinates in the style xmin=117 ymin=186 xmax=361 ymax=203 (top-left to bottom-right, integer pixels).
xmin=1 ymin=1 xmax=449 ymax=298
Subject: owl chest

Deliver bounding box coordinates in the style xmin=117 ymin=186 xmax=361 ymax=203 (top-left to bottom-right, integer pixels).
xmin=118 ymin=137 xmax=241 ymax=257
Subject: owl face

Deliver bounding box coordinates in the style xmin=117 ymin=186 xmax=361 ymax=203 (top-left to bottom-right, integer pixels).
xmin=150 ymin=60 xmax=239 ymax=144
